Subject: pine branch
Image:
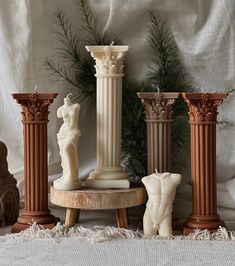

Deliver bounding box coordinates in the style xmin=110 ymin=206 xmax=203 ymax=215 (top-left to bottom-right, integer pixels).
xmin=121 ymin=78 xmax=148 ymax=179
xmin=77 ymin=0 xmax=120 ymax=45
xmin=53 ymin=10 xmax=81 ymax=65
xmin=45 ymin=60 xmax=80 ymax=88
xmin=147 ymin=11 xmax=193 ymax=92
xmin=218 ymin=119 xmax=234 ymax=129
xmin=77 ymin=0 xmax=100 ymax=43
xmin=45 ymin=8 xmax=96 ymax=98
xmin=227 ymin=87 xmax=235 ymax=95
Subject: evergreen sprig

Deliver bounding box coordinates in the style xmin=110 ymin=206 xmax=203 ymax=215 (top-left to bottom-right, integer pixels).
xmin=77 ymin=0 xmax=119 ymax=45
xmin=45 ymin=9 xmax=96 ymax=99
xmin=121 ymin=79 xmax=147 ymax=180
xmin=148 ymin=11 xmax=192 ymax=93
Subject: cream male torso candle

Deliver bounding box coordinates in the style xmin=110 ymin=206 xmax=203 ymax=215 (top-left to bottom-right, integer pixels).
xmin=142 ymin=171 xmax=181 ymax=236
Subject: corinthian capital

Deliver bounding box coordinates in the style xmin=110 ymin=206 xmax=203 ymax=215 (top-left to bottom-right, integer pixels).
xmin=182 ymin=93 xmax=228 ymax=123
xmin=12 ymin=93 xmax=57 ymax=122
xmin=86 ymin=45 xmax=129 ymax=76
xmin=137 ymin=92 xmax=179 ymax=121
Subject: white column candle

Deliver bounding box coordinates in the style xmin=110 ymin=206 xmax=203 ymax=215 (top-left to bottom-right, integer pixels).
xmin=85 ymin=45 xmax=129 ymax=188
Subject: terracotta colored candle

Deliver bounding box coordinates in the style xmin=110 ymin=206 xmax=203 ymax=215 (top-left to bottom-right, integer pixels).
xmin=11 ymin=92 xmax=57 ymax=233
xmin=182 ymin=92 xmax=227 ymax=234
xmin=137 ymin=92 xmax=179 ymax=174
xmin=85 ymin=45 xmax=129 ymax=188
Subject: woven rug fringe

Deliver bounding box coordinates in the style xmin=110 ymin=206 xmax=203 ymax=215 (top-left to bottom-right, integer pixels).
xmin=1 ymin=223 xmax=235 ymax=243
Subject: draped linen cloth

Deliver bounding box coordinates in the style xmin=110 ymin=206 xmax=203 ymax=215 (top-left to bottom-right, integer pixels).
xmin=1 ymin=237 xmax=235 ymax=266
xmin=0 ymin=0 xmax=235 ymax=221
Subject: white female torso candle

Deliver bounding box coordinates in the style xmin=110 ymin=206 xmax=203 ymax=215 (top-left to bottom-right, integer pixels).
xmin=54 ymin=95 xmax=81 ymax=190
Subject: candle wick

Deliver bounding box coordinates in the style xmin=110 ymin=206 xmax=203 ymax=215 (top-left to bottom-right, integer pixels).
xmin=201 ymin=87 xmax=204 ymax=93
xmin=157 ymin=86 xmax=160 ymax=93
xmin=34 ymin=84 xmax=38 ymax=93
xmin=155 ymin=168 xmax=159 ymax=175
xmin=110 ymin=41 xmax=114 ymax=46
xmin=66 ymin=93 xmax=72 ymax=98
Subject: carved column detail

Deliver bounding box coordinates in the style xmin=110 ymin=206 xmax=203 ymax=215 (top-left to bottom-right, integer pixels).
xmin=86 ymin=45 xmax=129 ymax=188
xmin=138 ymin=92 xmax=179 ymax=174
xmin=182 ymin=92 xmax=228 ymax=234
xmin=11 ymin=93 xmax=58 ymax=233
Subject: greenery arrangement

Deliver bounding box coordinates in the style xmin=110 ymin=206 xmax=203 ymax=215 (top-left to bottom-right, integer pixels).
xmin=45 ymin=0 xmax=194 ymax=181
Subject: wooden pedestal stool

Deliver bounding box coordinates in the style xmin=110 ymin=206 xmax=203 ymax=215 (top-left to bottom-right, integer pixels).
xmin=50 ymin=186 xmax=147 ymax=228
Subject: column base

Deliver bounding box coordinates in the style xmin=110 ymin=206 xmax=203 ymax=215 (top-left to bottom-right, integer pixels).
xmin=11 ymin=210 xmax=59 ymax=233
xmin=53 ymin=177 xmax=82 ymax=190
xmin=183 ymin=214 xmax=225 ymax=235
xmin=89 ymin=167 xmax=129 ymax=180
xmin=84 ymin=179 xmax=130 ymax=189
xmin=87 ymin=167 xmax=130 ymax=188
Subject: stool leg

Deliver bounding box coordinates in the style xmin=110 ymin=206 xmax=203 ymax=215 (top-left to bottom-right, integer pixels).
xmin=116 ymin=208 xmax=128 ymax=228
xmin=76 ymin=209 xmax=81 ymax=223
xmin=65 ymin=208 xmax=78 ymax=228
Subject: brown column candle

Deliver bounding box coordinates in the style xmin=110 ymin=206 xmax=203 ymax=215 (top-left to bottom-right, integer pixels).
xmin=137 ymin=92 xmax=179 ymax=174
xmin=182 ymin=92 xmax=228 ymax=234
xmin=11 ymin=92 xmax=58 ymax=233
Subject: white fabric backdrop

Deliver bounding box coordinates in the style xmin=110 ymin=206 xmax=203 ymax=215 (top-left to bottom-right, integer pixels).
xmin=0 ymin=0 xmax=235 ymax=221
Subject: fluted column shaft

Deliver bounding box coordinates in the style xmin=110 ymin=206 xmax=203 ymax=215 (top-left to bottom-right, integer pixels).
xmin=86 ymin=45 xmax=129 ymax=188
xmin=146 ymin=120 xmax=171 ymax=174
xmin=191 ymin=123 xmax=217 ymax=216
xmin=97 ymin=76 xmax=122 ymax=168
xmin=11 ymin=93 xmax=57 ymax=233
xmin=137 ymin=92 xmax=179 ymax=174
xmin=182 ymin=92 xmax=228 ymax=234
xmin=24 ymin=122 xmax=48 ymax=211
